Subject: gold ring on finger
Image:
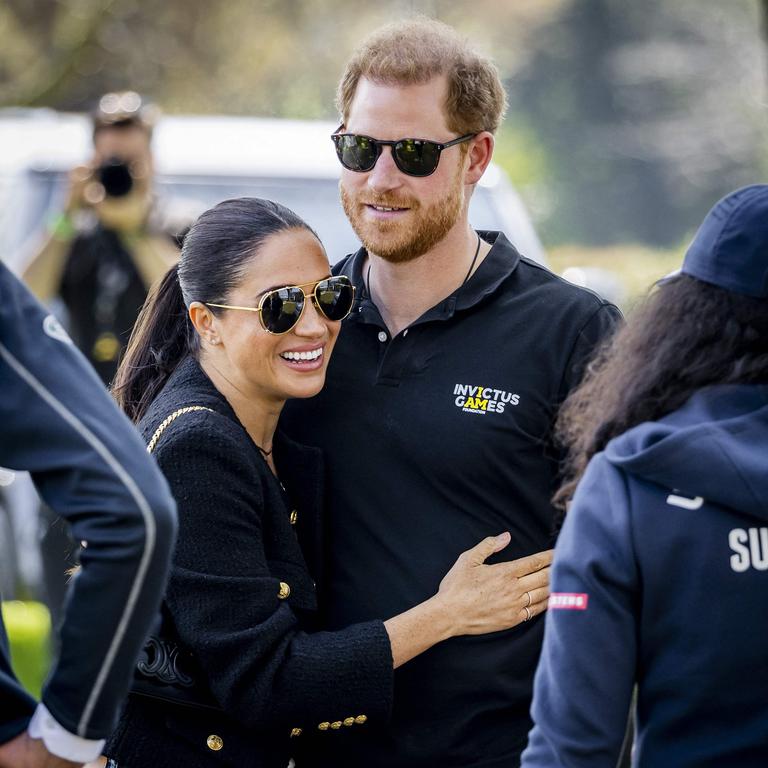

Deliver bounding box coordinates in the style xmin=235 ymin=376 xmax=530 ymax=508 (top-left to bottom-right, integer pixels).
xmin=524 ymin=605 xmax=532 ymax=621
xmin=524 ymin=591 xmax=532 ymax=607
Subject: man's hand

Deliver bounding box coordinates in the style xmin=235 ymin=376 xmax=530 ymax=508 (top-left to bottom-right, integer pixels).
xmin=0 ymin=730 xmax=83 ymax=768
xmin=64 ymin=165 xmax=96 ymax=214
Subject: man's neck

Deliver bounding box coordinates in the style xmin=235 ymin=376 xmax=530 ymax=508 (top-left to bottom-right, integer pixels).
xmin=367 ymin=224 xmax=491 ymax=336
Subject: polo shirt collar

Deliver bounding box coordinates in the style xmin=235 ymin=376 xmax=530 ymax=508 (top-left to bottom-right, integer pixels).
xmin=343 ymin=230 xmax=521 ymax=326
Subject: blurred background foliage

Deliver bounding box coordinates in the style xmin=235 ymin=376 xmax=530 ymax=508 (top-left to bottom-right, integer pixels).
xmin=1 ymin=0 xmax=767 ymax=297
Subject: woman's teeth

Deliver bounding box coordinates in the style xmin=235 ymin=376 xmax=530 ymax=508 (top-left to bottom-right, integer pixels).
xmin=280 ymin=349 xmax=322 ymax=361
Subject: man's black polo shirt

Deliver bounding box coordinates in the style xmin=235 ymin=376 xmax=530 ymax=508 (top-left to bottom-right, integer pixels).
xmin=282 ymin=232 xmax=621 ymax=768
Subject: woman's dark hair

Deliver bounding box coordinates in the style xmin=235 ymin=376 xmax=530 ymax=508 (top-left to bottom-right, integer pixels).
xmin=112 ymin=197 xmax=319 ymax=422
xmin=554 ymin=275 xmax=768 ymax=510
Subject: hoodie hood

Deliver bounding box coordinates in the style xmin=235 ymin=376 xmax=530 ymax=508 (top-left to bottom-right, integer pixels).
xmin=605 ymin=384 xmax=768 ymax=518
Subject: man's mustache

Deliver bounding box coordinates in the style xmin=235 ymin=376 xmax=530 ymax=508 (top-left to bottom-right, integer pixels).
xmin=357 ymin=195 xmax=419 ymax=209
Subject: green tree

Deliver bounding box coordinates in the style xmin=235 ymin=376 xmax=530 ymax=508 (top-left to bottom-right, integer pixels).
xmin=512 ymin=0 xmax=766 ymax=246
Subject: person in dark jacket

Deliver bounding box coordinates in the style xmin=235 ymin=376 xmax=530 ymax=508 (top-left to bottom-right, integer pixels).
xmin=521 ymin=184 xmax=768 ymax=768
xmin=0 ymin=261 xmax=177 ymax=767
xmin=103 ymin=197 xmax=553 ymax=768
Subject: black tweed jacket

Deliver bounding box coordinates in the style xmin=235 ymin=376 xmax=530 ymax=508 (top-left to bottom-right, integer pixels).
xmin=105 ymin=356 xmax=393 ymax=768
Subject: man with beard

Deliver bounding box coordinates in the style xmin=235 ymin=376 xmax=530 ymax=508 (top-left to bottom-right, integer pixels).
xmin=281 ymin=18 xmax=621 ymax=768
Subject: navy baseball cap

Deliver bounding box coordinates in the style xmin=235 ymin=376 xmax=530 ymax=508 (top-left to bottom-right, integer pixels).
xmin=681 ymin=184 xmax=768 ymax=298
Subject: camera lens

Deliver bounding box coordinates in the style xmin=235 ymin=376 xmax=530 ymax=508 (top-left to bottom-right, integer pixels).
xmin=97 ymin=158 xmax=133 ymax=197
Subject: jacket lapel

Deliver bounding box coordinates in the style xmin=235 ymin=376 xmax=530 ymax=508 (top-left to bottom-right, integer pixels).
xmin=273 ymin=432 xmax=325 ymax=595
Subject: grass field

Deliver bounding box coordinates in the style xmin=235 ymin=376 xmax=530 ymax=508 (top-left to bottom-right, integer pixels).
xmin=549 ymin=243 xmax=685 ymax=312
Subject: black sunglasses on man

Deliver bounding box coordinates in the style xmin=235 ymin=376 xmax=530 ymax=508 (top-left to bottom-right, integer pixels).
xmin=331 ymin=126 xmax=476 ymax=177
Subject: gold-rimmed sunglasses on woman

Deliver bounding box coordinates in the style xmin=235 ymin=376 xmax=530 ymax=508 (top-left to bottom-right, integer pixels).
xmin=205 ymin=275 xmax=356 ymax=335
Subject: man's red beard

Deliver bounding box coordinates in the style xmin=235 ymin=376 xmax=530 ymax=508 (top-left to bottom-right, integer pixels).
xmin=340 ymin=168 xmax=465 ymax=264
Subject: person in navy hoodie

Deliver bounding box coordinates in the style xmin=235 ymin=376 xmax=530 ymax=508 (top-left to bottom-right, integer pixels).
xmin=0 ymin=261 xmax=177 ymax=767
xmin=521 ymin=184 xmax=768 ymax=768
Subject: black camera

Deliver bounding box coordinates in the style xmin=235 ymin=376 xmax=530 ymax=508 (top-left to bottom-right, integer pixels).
xmin=96 ymin=157 xmax=134 ymax=198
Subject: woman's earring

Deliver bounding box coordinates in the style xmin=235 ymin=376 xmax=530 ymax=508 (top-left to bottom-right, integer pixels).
xmin=209 ymin=337 xmax=220 ymax=346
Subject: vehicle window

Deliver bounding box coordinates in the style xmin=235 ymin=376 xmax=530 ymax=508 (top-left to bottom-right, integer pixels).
xmin=158 ymin=176 xmax=360 ymax=263
xmin=1 ymin=170 xmax=70 ymax=272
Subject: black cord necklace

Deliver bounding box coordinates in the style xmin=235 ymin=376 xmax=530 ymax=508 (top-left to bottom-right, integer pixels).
xmin=366 ymin=232 xmax=483 ymax=302
xmin=462 ymin=233 xmax=483 ymax=286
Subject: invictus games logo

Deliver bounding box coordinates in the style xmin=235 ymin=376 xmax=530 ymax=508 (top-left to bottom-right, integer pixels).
xmin=453 ymin=384 xmax=520 ymax=415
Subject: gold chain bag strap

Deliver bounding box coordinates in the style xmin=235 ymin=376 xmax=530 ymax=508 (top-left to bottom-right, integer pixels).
xmin=147 ymin=405 xmax=213 ymax=454
xmin=132 ymin=404 xmax=222 ymax=711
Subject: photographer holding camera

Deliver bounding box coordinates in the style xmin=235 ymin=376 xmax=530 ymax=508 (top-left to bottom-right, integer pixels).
xmin=20 ymin=93 xmax=182 ymax=636
xmin=23 ymin=91 xmax=180 ymax=386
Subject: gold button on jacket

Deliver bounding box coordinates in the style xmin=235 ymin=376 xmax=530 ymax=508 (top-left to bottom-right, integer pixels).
xmin=278 ymin=581 xmax=291 ymax=599
xmin=318 ymin=721 xmax=330 ymax=731
xmin=207 ymin=734 xmax=224 ymax=751
xmin=355 ymin=714 xmax=367 ymax=724
xmin=290 ymin=727 xmax=302 ymax=738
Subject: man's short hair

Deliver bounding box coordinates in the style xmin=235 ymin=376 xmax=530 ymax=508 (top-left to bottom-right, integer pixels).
xmin=337 ymin=17 xmax=507 ymax=137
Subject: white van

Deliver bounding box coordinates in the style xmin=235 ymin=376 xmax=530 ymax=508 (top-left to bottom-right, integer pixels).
xmin=0 ymin=108 xmax=546 ymax=273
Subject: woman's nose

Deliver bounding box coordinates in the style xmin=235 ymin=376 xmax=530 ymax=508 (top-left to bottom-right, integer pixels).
xmin=293 ymin=297 xmax=327 ymax=337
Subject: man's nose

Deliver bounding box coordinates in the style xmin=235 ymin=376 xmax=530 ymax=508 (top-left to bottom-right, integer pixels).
xmin=367 ymin=146 xmax=403 ymax=193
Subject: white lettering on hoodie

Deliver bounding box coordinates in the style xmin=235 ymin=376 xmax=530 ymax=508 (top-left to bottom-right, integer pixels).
xmin=729 ymin=527 xmax=768 ymax=572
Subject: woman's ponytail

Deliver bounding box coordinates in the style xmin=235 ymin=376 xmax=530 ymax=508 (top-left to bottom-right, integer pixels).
xmin=112 ymin=263 xmax=192 ymax=423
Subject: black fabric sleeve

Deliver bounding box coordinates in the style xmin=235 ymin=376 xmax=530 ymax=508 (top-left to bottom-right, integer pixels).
xmin=558 ymin=302 xmax=623 ymax=401
xmin=156 ymin=418 xmax=393 ymax=731
xmin=0 ymin=262 xmax=177 ymax=740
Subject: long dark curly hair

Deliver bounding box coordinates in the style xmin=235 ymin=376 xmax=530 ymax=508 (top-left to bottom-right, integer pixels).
xmin=554 ymin=274 xmax=768 ymax=510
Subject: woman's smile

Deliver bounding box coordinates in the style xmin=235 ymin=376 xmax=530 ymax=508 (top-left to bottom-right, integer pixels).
xmin=278 ymin=343 xmax=326 ymax=370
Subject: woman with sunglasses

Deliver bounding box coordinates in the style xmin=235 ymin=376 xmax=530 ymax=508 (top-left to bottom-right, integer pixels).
xmin=101 ymin=198 xmax=550 ymax=768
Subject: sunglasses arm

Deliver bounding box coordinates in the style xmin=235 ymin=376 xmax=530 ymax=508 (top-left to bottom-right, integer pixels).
xmin=204 ymin=302 xmax=263 ymax=314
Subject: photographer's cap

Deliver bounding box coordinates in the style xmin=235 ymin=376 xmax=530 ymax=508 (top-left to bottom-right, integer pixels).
xmin=92 ymin=91 xmax=158 ymax=132
xmin=682 ymin=184 xmax=768 ymax=298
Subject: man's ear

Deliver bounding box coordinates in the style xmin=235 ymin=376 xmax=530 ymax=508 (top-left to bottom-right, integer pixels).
xmin=189 ymin=302 xmax=220 ymax=346
xmin=464 ymin=131 xmax=494 ymax=185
